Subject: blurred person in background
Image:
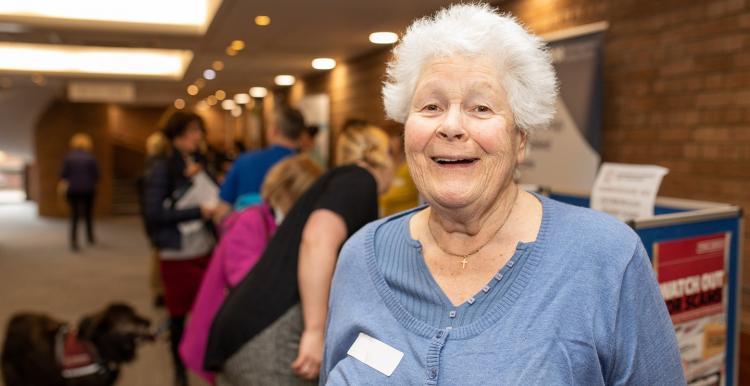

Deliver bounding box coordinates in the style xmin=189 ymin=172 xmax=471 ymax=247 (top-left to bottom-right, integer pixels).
xmin=204 ymin=124 xmax=394 ymax=385
xmin=214 ymin=106 xmax=305 ymax=216
xmin=379 ymin=126 xmax=419 ymax=216
xmin=321 ymin=4 xmax=683 ymax=385
xmin=298 ymin=125 xmax=325 ymax=168
xmin=180 ymin=154 xmax=322 ymax=383
xmin=59 ymin=132 xmax=99 ymax=252
xmin=143 ymin=110 xmax=218 ymax=386
xmin=138 ymin=132 xmax=171 ymax=307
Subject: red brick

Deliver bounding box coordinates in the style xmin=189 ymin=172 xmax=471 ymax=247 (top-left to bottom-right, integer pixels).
xmin=693 ymin=127 xmax=732 ymax=141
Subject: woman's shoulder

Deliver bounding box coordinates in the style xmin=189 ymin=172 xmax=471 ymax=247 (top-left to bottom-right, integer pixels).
xmin=542 ymin=195 xmax=638 ymax=241
xmin=539 ymin=195 xmax=641 ymax=266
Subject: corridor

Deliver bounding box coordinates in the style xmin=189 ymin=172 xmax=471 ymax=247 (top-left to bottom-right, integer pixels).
xmin=0 ymin=202 xmax=208 ymax=386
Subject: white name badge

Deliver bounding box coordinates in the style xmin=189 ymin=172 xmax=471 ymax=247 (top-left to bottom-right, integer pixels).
xmin=347 ymin=332 xmax=404 ymax=376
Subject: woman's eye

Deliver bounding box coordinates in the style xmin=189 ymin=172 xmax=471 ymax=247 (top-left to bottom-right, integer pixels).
xmin=473 ymin=105 xmax=492 ymax=113
xmin=421 ymin=104 xmax=440 ymax=112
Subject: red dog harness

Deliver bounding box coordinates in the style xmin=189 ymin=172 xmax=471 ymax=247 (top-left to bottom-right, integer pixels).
xmin=55 ymin=327 xmax=105 ymax=378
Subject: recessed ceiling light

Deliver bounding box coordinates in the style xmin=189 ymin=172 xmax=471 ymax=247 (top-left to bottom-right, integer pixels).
xmin=203 ymin=69 xmax=216 ymax=80
xmin=274 ymin=75 xmax=295 ymax=86
xmin=206 ymin=95 xmax=217 ymax=105
xmin=233 ymin=93 xmax=250 ymax=104
xmin=196 ymin=100 xmax=209 ymax=110
xmin=312 ymin=58 xmax=336 ymax=70
xmin=187 ymin=84 xmax=199 ymax=95
xmin=174 ymin=98 xmax=185 ymax=109
xmin=231 ymin=106 xmax=242 ymax=117
xmin=226 ymin=47 xmax=237 ymax=56
xmin=0 ymin=0 xmax=220 ymax=34
xmin=0 ymin=42 xmax=192 ymax=79
xmin=230 ymin=40 xmax=245 ymax=51
xmin=194 ymin=78 xmax=205 ymax=88
xmin=249 ymin=87 xmax=267 ymax=98
xmin=215 ymin=89 xmax=226 ymax=100
xmin=255 ymin=16 xmax=271 ymax=26
xmin=221 ymin=99 xmax=236 ymax=110
xmin=212 ymin=60 xmax=224 ymax=71
xmin=31 ymin=73 xmax=46 ymax=86
xmin=369 ymin=32 xmax=398 ymax=44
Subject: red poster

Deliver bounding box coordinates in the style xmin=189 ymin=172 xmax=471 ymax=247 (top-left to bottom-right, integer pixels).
xmin=653 ymin=233 xmax=729 ymax=386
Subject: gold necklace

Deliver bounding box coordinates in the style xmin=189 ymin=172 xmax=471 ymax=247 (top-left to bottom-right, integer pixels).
xmin=427 ymin=187 xmax=518 ymax=269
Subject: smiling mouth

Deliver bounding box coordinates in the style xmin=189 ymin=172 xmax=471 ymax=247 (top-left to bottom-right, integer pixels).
xmin=431 ymin=157 xmax=479 ymax=165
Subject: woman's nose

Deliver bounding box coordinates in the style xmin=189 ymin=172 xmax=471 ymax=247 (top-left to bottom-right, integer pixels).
xmin=436 ymin=105 xmax=466 ymax=141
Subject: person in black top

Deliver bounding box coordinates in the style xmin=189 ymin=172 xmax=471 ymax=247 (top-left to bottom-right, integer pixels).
xmin=205 ymin=124 xmax=394 ymax=385
xmin=143 ymin=110 xmax=217 ymax=386
xmin=59 ymin=133 xmax=100 ymax=252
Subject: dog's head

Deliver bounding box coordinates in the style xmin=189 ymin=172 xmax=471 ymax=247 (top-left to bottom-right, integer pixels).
xmin=77 ymin=303 xmax=151 ymax=364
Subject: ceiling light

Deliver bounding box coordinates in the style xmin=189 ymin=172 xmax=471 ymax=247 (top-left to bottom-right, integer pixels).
xmin=206 ymin=95 xmax=217 ymax=105
xmin=312 ymin=58 xmax=336 ymax=70
xmin=203 ymin=69 xmax=216 ymax=80
xmin=255 ymin=15 xmax=271 ymax=26
xmin=31 ymin=74 xmax=46 ymax=86
xmin=249 ymin=87 xmax=267 ymax=98
xmin=231 ymin=106 xmax=242 ymax=117
xmin=0 ymin=0 xmax=221 ymax=34
xmin=369 ymin=32 xmax=398 ymax=44
xmin=221 ymin=99 xmax=236 ymax=110
xmin=230 ymin=40 xmax=245 ymax=51
xmin=196 ymin=100 xmax=209 ymax=110
xmin=233 ymin=93 xmax=250 ymax=104
xmin=215 ymin=90 xmax=226 ymax=100
xmin=212 ymin=60 xmax=224 ymax=71
xmin=274 ymin=75 xmax=295 ymax=86
xmin=226 ymin=47 xmax=237 ymax=56
xmin=0 ymin=42 xmax=192 ymax=79
xmin=194 ymin=78 xmax=205 ymax=88
xmin=174 ymin=98 xmax=185 ymax=109
xmin=187 ymin=84 xmax=199 ymax=95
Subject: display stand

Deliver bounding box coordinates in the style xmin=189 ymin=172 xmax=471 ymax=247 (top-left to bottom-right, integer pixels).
xmin=546 ymin=190 xmax=742 ymax=386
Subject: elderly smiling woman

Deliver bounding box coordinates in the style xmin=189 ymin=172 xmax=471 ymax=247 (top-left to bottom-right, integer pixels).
xmin=321 ymin=4 xmax=684 ymax=386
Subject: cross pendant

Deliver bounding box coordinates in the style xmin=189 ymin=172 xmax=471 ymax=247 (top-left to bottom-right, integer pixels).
xmin=460 ymin=256 xmax=468 ymax=269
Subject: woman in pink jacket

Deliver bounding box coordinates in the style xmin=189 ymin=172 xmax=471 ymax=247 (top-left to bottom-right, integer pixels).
xmin=180 ymin=154 xmax=322 ymax=383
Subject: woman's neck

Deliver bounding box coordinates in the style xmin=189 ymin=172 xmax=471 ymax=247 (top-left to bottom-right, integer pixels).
xmin=428 ymin=182 xmax=519 ymax=238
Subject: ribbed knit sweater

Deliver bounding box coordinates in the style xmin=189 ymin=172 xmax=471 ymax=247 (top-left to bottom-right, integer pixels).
xmin=322 ymin=194 xmax=685 ymax=385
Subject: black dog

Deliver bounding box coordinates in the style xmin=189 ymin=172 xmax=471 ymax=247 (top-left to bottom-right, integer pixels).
xmin=1 ymin=303 xmax=152 ymax=386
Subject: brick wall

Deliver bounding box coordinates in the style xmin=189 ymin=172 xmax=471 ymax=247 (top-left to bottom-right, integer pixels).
xmin=297 ymin=0 xmax=750 ymax=331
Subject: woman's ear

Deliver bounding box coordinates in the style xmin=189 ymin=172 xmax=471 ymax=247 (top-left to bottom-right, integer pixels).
xmin=516 ymin=128 xmax=528 ymax=164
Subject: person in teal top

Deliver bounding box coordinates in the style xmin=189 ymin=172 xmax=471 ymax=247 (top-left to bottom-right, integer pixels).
xmin=322 ymin=4 xmax=684 ymax=385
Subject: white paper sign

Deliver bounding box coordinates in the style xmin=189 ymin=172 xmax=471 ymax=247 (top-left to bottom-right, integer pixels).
xmin=347 ymin=333 xmax=403 ymax=376
xmin=590 ymin=163 xmax=669 ymax=220
xmin=176 ymin=170 xmax=219 ymax=234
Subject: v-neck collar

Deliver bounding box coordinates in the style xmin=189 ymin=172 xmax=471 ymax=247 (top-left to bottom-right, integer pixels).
xmin=365 ymin=193 xmax=553 ymax=340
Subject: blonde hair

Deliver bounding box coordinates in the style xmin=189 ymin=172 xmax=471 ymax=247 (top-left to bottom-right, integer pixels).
xmin=69 ymin=133 xmax=93 ymax=151
xmin=145 ymin=132 xmax=169 ymax=157
xmin=335 ymin=124 xmax=392 ymax=171
xmin=261 ymin=154 xmax=322 ymax=208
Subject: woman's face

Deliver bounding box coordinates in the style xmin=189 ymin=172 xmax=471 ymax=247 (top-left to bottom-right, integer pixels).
xmin=173 ymin=121 xmax=204 ymax=154
xmin=404 ymin=55 xmax=526 ymax=210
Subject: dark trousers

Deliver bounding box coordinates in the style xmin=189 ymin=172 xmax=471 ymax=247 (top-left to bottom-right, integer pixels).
xmin=66 ymin=191 xmax=95 ymax=248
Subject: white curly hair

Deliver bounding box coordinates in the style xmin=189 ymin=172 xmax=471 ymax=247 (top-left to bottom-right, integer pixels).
xmin=382 ymin=3 xmax=558 ymax=134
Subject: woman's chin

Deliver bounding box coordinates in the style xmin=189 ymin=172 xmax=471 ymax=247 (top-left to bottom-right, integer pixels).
xmin=425 ymin=189 xmax=480 ymax=210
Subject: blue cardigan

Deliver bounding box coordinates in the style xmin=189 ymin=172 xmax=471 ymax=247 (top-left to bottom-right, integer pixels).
xmin=322 ymin=195 xmax=685 ymax=385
